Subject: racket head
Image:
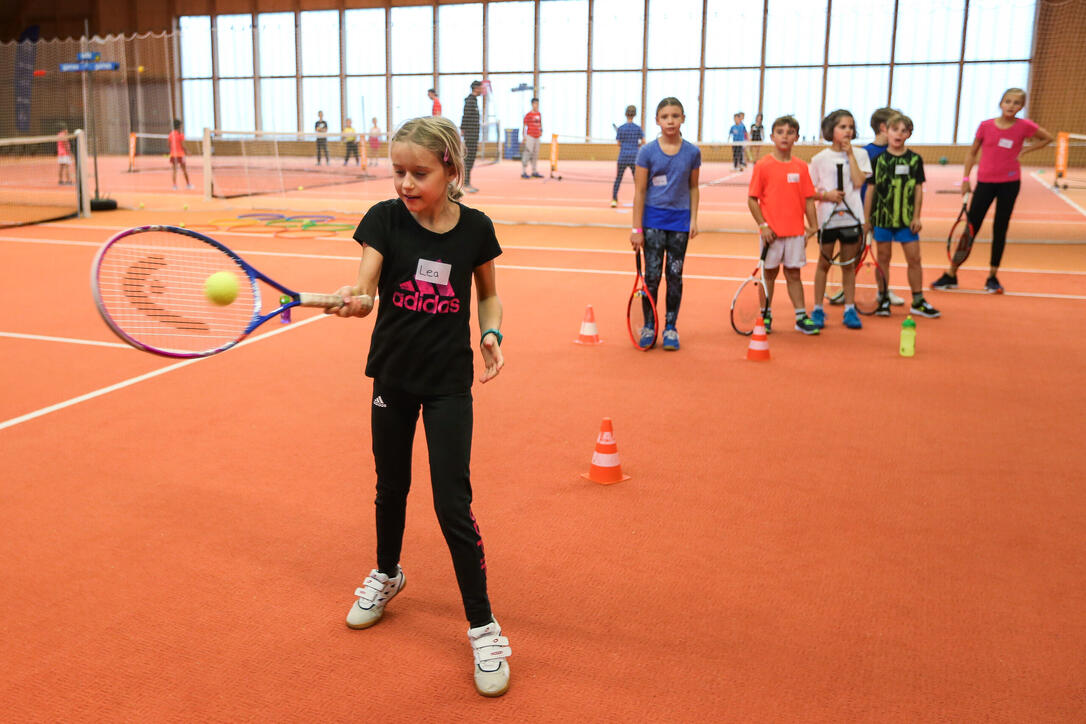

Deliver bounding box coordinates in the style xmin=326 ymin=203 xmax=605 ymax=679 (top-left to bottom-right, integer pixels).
xmin=91 ymin=225 xmax=262 ymax=358
xmin=854 ymin=257 xmax=885 ymax=315
xmin=947 ymin=196 xmax=974 ymax=264
xmin=627 ymin=249 xmax=658 ymax=350
xmin=730 ymin=277 xmax=768 ymax=335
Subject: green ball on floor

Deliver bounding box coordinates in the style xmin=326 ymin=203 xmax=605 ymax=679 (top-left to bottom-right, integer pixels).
xmin=938 ymin=156 xmax=948 ymax=165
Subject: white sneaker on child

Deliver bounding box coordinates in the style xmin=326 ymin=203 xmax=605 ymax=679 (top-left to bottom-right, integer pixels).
xmin=346 ymin=566 xmax=405 ymax=629
xmin=468 ymin=618 xmax=511 ymax=697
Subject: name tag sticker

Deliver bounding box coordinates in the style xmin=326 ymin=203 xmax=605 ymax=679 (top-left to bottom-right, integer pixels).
xmin=651 ymin=174 xmax=668 ymax=187
xmin=998 ymin=137 xmax=1014 ymax=149
xmin=895 ymin=164 xmax=909 ymax=175
xmin=416 ymin=259 xmax=452 ymax=286
xmin=787 ymin=173 xmax=800 ymax=183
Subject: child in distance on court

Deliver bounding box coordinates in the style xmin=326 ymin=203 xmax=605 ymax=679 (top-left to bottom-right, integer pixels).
xmin=630 ymin=97 xmax=701 ymax=351
xmin=809 ymin=109 xmax=872 ymax=330
xmin=747 ymin=115 xmax=820 ymax=335
xmin=863 ymin=113 xmax=940 ymax=318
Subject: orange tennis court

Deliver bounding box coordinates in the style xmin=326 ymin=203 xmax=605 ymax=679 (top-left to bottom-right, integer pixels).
xmin=3 ymin=154 xmax=1085 ymax=720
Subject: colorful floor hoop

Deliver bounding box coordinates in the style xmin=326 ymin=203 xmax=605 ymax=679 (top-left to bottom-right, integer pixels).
xmin=285 ymin=214 xmax=335 ymax=222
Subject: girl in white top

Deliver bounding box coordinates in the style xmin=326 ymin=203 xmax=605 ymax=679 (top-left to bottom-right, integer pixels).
xmin=809 ymin=109 xmax=871 ymax=330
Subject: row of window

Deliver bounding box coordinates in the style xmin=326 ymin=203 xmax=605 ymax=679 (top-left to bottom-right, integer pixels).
xmin=179 ymin=0 xmax=1036 ymax=144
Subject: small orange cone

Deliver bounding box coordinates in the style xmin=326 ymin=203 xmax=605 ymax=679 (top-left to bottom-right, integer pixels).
xmin=581 ymin=417 xmax=631 ymax=485
xmin=573 ymin=304 xmax=602 ymax=344
xmin=746 ymin=317 xmax=770 ymax=361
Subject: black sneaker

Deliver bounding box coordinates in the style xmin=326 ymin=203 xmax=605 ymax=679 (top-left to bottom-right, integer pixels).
xmin=911 ymin=299 xmax=941 ymax=318
xmin=985 ymin=276 xmax=1004 ymax=294
xmin=794 ymin=315 xmax=820 ymax=335
xmin=931 ymin=272 xmax=958 ymax=290
xmin=875 ymin=295 xmax=891 ymax=316
xmin=763 ymin=313 xmax=772 ymax=334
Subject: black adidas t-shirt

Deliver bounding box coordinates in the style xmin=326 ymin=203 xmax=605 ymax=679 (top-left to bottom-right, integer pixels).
xmin=354 ymin=198 xmax=501 ymax=394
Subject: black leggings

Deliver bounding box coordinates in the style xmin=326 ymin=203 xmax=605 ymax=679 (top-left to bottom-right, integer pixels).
xmin=613 ymin=162 xmax=634 ymax=200
xmin=968 ymin=180 xmax=1020 ymax=269
xmin=643 ymin=228 xmax=690 ymax=327
xmin=370 ymin=380 xmax=492 ymax=628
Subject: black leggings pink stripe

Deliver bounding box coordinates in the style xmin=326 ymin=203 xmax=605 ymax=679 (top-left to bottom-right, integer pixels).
xmin=968 ymin=180 xmax=1020 ymax=269
xmin=642 ymin=228 xmax=689 ymax=327
xmin=370 ymin=380 xmax=492 ymax=628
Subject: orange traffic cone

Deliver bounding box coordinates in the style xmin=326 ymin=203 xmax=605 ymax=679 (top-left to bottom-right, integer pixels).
xmin=573 ymin=304 xmax=602 ymax=344
xmin=746 ymin=317 xmax=770 ymax=361
xmin=581 ymin=417 xmax=631 ymax=485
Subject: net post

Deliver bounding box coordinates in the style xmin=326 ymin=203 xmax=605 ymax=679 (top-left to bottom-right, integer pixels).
xmin=1054 ymin=131 xmax=1069 ymax=186
xmin=127 ymin=133 xmax=136 ymax=172
xmin=550 ymin=133 xmax=558 ymax=172
xmin=75 ymin=129 xmax=91 ymax=218
xmin=202 ymin=127 xmax=212 ymax=200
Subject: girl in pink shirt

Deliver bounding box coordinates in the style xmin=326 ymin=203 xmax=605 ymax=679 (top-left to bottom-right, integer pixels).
xmin=932 ymin=88 xmax=1052 ymax=293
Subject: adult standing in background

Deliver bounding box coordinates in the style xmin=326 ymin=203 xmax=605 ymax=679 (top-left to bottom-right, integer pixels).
xmin=461 ymin=80 xmax=483 ymax=193
xmin=429 ymin=88 xmax=442 ymax=117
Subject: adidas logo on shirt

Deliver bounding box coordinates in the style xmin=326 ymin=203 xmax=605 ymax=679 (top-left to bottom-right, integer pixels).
xmin=373 ymin=396 xmax=387 ymax=408
xmin=392 ymin=277 xmax=460 ymax=314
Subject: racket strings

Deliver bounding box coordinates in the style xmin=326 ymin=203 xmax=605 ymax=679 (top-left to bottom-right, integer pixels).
xmin=96 ymin=230 xmax=257 ymax=353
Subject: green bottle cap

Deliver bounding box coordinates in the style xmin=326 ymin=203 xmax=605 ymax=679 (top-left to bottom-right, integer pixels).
xmin=902 ymin=315 xmax=916 ymax=329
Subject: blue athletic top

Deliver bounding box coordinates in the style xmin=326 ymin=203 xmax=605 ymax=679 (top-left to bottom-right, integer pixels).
xmin=860 ymin=142 xmax=887 ymax=202
xmin=729 ymin=123 xmax=747 ymax=143
xmin=616 ymin=122 xmax=644 ymax=164
xmin=637 ymin=139 xmax=701 ymax=232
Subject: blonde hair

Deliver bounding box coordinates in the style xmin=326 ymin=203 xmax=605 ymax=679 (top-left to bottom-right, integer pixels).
xmin=1002 ymin=87 xmax=1027 ymax=103
xmin=886 ymin=112 xmax=914 ymax=133
xmin=390 ymin=117 xmax=466 ymax=202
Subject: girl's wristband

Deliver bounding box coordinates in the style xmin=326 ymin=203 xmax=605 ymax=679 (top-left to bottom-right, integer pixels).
xmin=481 ymin=328 xmax=502 ymax=346
xmin=962 ymin=176 xmax=970 ymax=182
xmin=631 ymin=227 xmax=642 ymax=234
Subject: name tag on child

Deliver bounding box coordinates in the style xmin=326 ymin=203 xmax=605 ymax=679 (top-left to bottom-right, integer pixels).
xmin=895 ymin=164 xmax=909 ymax=175
xmin=998 ymin=137 xmax=1014 ymax=149
xmin=651 ymin=174 xmax=668 ymax=187
xmin=416 ymin=259 xmax=452 ymax=286
xmin=787 ymin=173 xmax=800 ymax=183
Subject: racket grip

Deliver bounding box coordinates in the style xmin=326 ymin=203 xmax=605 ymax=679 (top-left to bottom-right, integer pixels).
xmin=298 ymin=292 xmax=373 ymax=309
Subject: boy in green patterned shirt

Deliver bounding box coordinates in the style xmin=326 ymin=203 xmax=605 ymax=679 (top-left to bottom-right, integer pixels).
xmin=863 ymin=113 xmax=940 ymax=318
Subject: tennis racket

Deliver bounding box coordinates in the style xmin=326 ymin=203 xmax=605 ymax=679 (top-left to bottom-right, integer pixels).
xmin=818 ymin=163 xmax=865 ymax=267
xmin=626 ymin=248 xmax=659 ymax=350
xmin=730 ymin=241 xmax=770 ymax=336
xmin=853 ymin=238 xmax=887 ymax=316
xmin=91 ymin=225 xmax=368 ymax=358
xmin=947 ymin=193 xmax=975 ymax=265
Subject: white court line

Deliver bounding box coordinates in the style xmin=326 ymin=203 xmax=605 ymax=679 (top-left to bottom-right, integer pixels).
xmin=0 ymin=331 xmax=131 ymax=349
xmin=1030 ymin=169 xmax=1086 ymax=219
xmin=4 ymin=233 xmax=1084 ymax=278
xmin=0 ymin=314 xmax=329 ymax=433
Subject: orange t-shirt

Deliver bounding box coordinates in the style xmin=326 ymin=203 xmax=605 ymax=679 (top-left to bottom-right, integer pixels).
xmin=748 ymin=155 xmax=816 ymax=237
xmin=168 ymin=130 xmax=185 ymax=159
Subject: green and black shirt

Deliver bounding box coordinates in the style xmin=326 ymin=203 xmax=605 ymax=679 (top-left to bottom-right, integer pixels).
xmin=870 ymin=149 xmax=925 ymax=229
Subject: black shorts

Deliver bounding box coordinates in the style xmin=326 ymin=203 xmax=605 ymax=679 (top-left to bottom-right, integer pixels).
xmin=819 ymin=225 xmax=863 ymax=247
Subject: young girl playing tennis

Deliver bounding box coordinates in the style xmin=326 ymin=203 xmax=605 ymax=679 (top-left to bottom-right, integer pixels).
xmin=809 ymin=109 xmax=871 ymax=330
xmin=932 ymin=87 xmax=1053 ymax=293
xmin=630 ymin=97 xmax=701 ymax=350
xmin=327 ymin=116 xmax=510 ymax=698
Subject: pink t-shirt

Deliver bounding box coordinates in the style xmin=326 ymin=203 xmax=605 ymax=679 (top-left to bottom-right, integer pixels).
xmin=975 ymin=118 xmax=1038 ymax=183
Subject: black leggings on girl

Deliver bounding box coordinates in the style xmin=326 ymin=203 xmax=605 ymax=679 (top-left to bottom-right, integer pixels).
xmin=613 ymin=162 xmax=634 ymax=200
xmin=642 ymin=228 xmax=689 ymax=327
xmin=967 ymin=180 xmax=1020 ymax=269
xmin=370 ymin=380 xmax=492 ymax=628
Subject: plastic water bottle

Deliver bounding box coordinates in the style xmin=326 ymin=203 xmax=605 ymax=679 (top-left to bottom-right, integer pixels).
xmin=899 ymin=315 xmax=916 ymax=357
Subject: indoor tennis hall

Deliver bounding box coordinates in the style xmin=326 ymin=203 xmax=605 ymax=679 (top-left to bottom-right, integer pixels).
xmin=2 ymin=1 xmax=1085 ymax=721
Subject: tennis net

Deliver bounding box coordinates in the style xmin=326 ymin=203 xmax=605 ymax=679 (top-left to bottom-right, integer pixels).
xmin=127 ymin=132 xmax=172 ymax=172
xmin=0 ymin=131 xmax=88 ymax=227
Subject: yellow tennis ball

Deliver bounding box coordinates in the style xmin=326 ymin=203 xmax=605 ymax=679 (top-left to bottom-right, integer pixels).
xmin=183 ymin=204 xmax=189 ymax=210
xmin=137 ymin=65 xmax=145 ymax=72
xmin=138 ymin=202 xmax=144 ymax=208
xmin=204 ymin=271 xmax=239 ymax=306
xmin=298 ymin=186 xmax=304 ymax=191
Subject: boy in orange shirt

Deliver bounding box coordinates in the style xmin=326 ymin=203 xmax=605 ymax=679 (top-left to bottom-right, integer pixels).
xmin=747 ymin=115 xmax=820 ymax=334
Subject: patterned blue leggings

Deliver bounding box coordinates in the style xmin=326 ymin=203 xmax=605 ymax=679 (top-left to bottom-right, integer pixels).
xmin=642 ymin=227 xmax=689 ymax=327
